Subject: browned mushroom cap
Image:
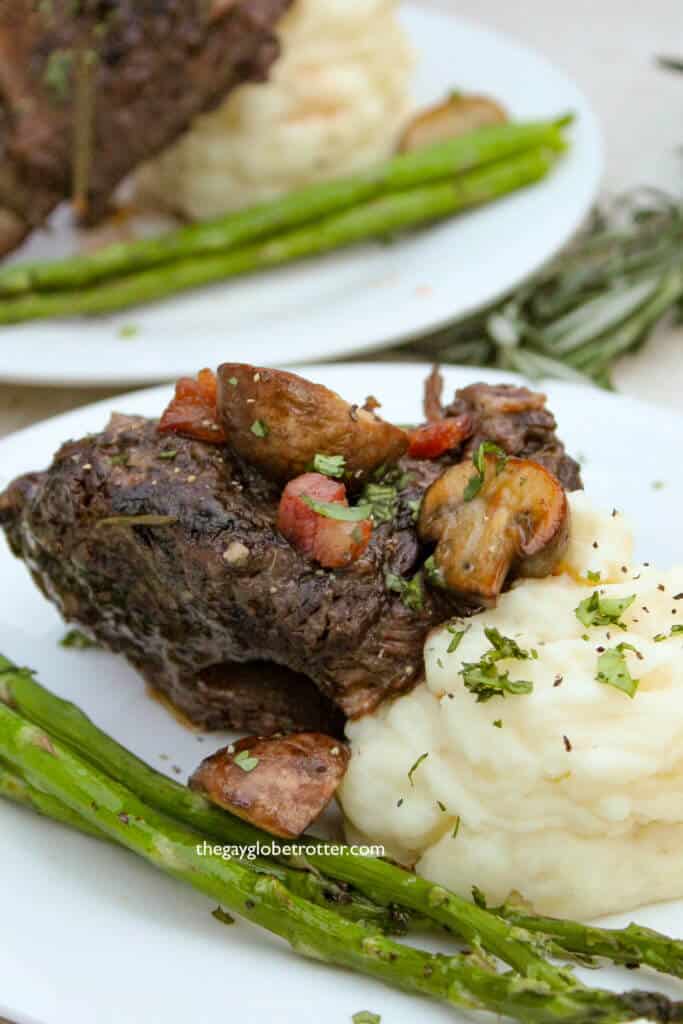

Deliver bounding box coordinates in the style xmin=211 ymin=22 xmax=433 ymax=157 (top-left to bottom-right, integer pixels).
xmin=189 ymin=733 xmax=351 ymax=839
xmin=217 ymin=364 xmax=408 ymax=484
xmin=419 ymin=454 xmax=569 ymax=605
xmin=399 ymin=93 xmax=508 ymax=153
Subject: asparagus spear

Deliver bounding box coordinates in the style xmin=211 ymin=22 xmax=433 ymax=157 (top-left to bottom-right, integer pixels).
xmin=0 ymin=655 xmax=575 ymax=988
xmin=1 ymin=698 xmax=678 ymax=1024
xmin=0 ymin=146 xmax=561 ymax=324
xmin=0 ymin=759 xmax=103 ymax=840
xmin=5 ymin=659 xmax=683 ymax=990
xmin=0 ymin=119 xmax=569 ymax=298
xmin=496 ymin=904 xmax=683 ymax=979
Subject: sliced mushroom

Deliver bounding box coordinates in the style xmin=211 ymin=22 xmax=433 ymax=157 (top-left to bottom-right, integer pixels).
xmin=217 ymin=364 xmax=408 ymax=484
xmin=189 ymin=733 xmax=351 ymax=839
xmin=399 ymin=93 xmax=508 ymax=153
xmin=419 ymin=454 xmax=569 ymax=605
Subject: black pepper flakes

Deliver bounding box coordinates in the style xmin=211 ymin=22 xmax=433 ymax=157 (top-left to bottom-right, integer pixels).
xmin=563 ymin=736 xmax=572 ymax=752
xmin=553 ymin=675 xmax=563 ymax=687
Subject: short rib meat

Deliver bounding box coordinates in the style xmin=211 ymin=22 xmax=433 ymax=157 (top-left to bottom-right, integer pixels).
xmin=0 ymin=382 xmax=581 ymax=735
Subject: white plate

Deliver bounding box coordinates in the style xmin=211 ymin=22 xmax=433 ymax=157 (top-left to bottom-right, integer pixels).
xmin=1 ymin=363 xmax=682 ymax=1024
xmin=0 ymin=5 xmax=602 ymax=388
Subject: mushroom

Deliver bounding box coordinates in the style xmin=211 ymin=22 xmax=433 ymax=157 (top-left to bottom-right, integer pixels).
xmin=216 ymin=364 xmax=408 ymax=484
xmin=419 ymin=453 xmax=569 ymax=605
xmin=399 ymin=93 xmax=508 ymax=153
xmin=189 ymin=733 xmax=350 ymax=839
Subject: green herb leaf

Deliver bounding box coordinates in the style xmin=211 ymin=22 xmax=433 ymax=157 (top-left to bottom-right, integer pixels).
xmin=233 ymin=750 xmax=260 ymax=773
xmin=586 ymin=570 xmax=601 ymax=584
xmin=385 ymin=570 xmax=424 ymax=612
xmin=452 ymin=816 xmax=461 ymax=839
xmin=302 ymin=496 xmax=371 ymax=522
xmin=352 ymin=1013 xmax=381 ymax=1024
xmin=423 ymin=554 xmax=445 ymax=589
xmin=407 ymin=497 xmax=422 ymax=522
xmin=460 ymin=627 xmax=534 ymax=702
xmin=575 ymin=591 xmax=635 ymax=629
xmin=464 ymin=441 xmax=508 ymax=502
xmin=361 ymin=482 xmax=397 ymax=524
xmin=493 ymin=719 xmax=503 ymax=728
xmin=654 ymin=625 xmax=683 ymax=642
xmin=311 ymin=453 xmax=346 ymax=479
xmin=212 ymin=906 xmax=235 ymax=925
xmin=118 ymin=324 xmax=139 ymax=339
xmin=97 ymin=515 xmax=177 ymax=529
xmin=596 ymin=642 xmax=640 ymax=698
xmin=250 ymin=420 xmax=269 ymax=438
xmin=228 ymin=377 xmax=238 ymax=387
xmin=109 ymin=453 xmax=129 ymax=467
xmin=60 ymin=629 xmax=99 ymax=650
xmin=446 ymin=623 xmax=470 ymax=653
xmin=437 ymin=800 xmax=446 ymax=813
xmin=408 ymin=752 xmax=429 ymax=786
xmin=158 ymin=450 xmax=178 ymax=461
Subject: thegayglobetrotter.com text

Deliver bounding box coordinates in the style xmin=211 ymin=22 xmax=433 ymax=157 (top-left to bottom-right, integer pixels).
xmin=195 ymin=839 xmax=385 ymax=861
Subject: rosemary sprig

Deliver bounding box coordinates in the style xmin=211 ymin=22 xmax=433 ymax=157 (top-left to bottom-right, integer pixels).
xmin=407 ymin=190 xmax=683 ymax=387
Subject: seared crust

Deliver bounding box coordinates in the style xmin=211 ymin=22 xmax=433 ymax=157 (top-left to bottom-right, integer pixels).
xmin=217 ymin=364 xmax=409 ymax=485
xmin=190 ymin=733 xmax=350 ymax=838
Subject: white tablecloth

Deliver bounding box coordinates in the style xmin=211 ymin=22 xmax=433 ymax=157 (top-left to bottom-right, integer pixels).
xmin=1 ymin=0 xmax=681 ymax=438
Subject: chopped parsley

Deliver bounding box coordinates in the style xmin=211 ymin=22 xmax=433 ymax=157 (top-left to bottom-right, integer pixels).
xmin=118 ymin=324 xmax=139 ymax=339
xmin=44 ymin=49 xmax=73 ymax=102
xmin=408 ymin=752 xmax=429 ymax=786
xmin=654 ymin=625 xmax=683 ymax=642
xmin=233 ymin=749 xmax=260 ymax=773
xmin=227 ymin=377 xmax=238 ymax=387
xmin=60 ymin=629 xmax=99 ymax=650
xmin=575 ymin=591 xmax=635 ymax=630
xmin=352 ymin=1013 xmax=381 ymax=1024
xmin=493 ymin=719 xmax=503 ymax=728
xmin=385 ymin=570 xmax=424 ymax=612
xmin=460 ymin=627 xmax=534 ymax=703
xmin=437 ymin=800 xmax=446 ymax=813
xmin=464 ymin=441 xmax=508 ymax=502
xmin=302 ymin=496 xmax=371 ymax=522
xmin=361 ymin=482 xmax=397 ymax=524
xmin=446 ymin=623 xmax=470 ymax=653
xmin=452 ymin=816 xmax=461 ymax=839
xmin=158 ymin=449 xmax=178 ymax=461
xmin=596 ymin=643 xmax=640 ymax=698
xmin=250 ymin=420 xmax=269 ymax=438
xmin=212 ymin=907 xmax=235 ymax=925
xmin=407 ymin=497 xmax=422 ymax=522
xmin=310 ymin=453 xmax=346 ymax=479
xmin=586 ymin=570 xmax=601 ymax=584
xmin=424 ymin=554 xmax=445 ymax=589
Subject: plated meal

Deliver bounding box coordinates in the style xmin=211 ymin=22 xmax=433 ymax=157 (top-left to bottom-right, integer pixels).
xmin=2 ymin=361 xmax=683 ymax=1023
xmin=0 ymin=2 xmax=601 ymax=385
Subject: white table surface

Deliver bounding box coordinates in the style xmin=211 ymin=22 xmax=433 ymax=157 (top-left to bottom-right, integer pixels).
xmin=0 ymin=0 xmax=681 ymax=438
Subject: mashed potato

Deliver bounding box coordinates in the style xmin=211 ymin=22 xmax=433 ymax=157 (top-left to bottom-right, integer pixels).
xmin=340 ymin=492 xmax=683 ymax=919
xmin=136 ymin=0 xmax=413 ymax=219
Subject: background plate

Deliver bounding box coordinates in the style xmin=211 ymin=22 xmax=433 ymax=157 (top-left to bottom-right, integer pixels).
xmin=0 ymin=4 xmax=602 ymax=387
xmin=0 ymin=364 xmax=682 ymax=1024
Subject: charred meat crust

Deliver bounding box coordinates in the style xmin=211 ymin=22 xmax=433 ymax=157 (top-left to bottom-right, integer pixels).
xmin=0 ymin=381 xmax=581 ymax=733
xmin=0 ymin=0 xmax=292 ymax=238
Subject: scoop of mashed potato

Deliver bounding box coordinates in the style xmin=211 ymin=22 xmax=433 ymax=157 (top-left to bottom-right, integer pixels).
xmin=135 ymin=0 xmax=413 ymax=219
xmin=340 ymin=492 xmax=683 ymax=919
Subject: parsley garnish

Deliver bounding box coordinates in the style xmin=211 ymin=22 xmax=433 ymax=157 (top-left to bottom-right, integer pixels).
xmin=158 ymin=449 xmax=178 ymax=461
xmin=212 ymin=907 xmax=235 ymax=925
xmin=596 ymin=643 xmax=640 ymax=698
xmin=407 ymin=497 xmax=422 ymax=522
xmin=437 ymin=800 xmax=446 ymax=813
xmin=227 ymin=377 xmax=238 ymax=387
xmin=118 ymin=324 xmax=139 ymax=339
xmin=586 ymin=570 xmax=601 ymax=584
xmin=60 ymin=629 xmax=99 ymax=650
xmin=233 ymin=750 xmax=260 ymax=773
xmin=385 ymin=570 xmax=424 ymax=611
xmin=654 ymin=625 xmax=683 ymax=642
xmin=447 ymin=623 xmax=470 ymax=653
xmin=302 ymin=496 xmax=371 ymax=522
xmin=352 ymin=1013 xmax=381 ymax=1024
xmin=311 ymin=453 xmax=346 ymax=479
xmin=250 ymin=420 xmax=269 ymax=438
xmin=424 ymin=554 xmax=445 ymax=589
xmin=408 ymin=752 xmax=429 ymax=786
xmin=464 ymin=441 xmax=508 ymax=502
xmin=575 ymin=591 xmax=635 ymax=629
xmin=361 ymin=482 xmax=397 ymax=524
xmin=493 ymin=719 xmax=503 ymax=728
xmin=460 ymin=627 xmax=534 ymax=702
xmin=452 ymin=816 xmax=461 ymax=839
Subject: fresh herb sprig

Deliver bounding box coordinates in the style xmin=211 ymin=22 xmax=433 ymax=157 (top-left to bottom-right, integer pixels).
xmin=460 ymin=627 xmax=534 ymax=702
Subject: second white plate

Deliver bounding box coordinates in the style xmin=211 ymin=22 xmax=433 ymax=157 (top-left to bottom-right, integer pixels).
xmin=0 ymin=5 xmax=602 ymax=388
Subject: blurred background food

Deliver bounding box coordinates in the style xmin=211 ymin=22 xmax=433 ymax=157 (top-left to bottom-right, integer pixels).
xmin=135 ymin=0 xmax=414 ymax=220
